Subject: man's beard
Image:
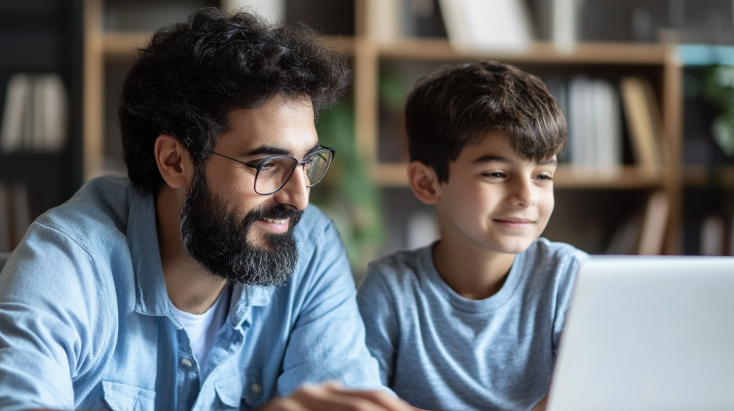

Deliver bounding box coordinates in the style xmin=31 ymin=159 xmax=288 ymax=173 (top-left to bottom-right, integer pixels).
xmin=179 ymin=166 xmax=303 ymax=287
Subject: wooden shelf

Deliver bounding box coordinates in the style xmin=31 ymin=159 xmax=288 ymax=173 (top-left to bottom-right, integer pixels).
xmin=102 ymin=32 xmax=150 ymax=58
xmin=102 ymin=32 xmax=354 ymax=58
xmin=377 ymin=39 xmax=670 ymax=65
xmin=684 ymin=166 xmax=734 ymax=187
xmin=371 ymin=163 xmax=665 ymax=189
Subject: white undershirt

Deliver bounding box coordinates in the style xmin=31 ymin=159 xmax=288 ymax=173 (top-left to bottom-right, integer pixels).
xmin=171 ymin=285 xmax=231 ymax=370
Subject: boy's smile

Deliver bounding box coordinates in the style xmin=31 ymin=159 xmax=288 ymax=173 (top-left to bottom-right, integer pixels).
xmin=435 ymin=133 xmax=557 ymax=255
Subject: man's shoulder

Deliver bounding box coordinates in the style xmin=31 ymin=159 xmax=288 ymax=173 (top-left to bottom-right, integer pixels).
xmin=295 ymin=204 xmax=335 ymax=242
xmin=34 ymin=175 xmax=133 ymax=251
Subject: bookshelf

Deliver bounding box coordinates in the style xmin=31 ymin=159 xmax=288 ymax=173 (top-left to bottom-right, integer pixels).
xmin=0 ymin=1 xmax=84 ymax=252
xmin=83 ymin=0 xmax=685 ymax=256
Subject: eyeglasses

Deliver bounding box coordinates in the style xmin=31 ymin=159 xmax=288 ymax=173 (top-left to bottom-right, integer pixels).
xmin=210 ymin=147 xmax=335 ymax=195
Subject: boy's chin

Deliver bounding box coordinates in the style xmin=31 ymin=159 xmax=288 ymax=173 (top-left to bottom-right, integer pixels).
xmin=489 ymin=237 xmax=537 ymax=255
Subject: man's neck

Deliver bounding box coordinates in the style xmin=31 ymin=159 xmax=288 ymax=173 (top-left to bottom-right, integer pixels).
xmin=155 ymin=185 xmax=227 ymax=314
xmin=432 ymin=231 xmax=516 ymax=301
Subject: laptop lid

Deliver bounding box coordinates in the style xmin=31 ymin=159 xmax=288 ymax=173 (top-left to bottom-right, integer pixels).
xmin=547 ymin=257 xmax=734 ymax=411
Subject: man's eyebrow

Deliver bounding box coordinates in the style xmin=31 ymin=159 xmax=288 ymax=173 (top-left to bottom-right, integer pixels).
xmin=240 ymin=142 xmax=321 ymax=158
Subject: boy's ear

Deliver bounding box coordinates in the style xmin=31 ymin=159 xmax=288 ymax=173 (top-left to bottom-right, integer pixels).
xmin=154 ymin=134 xmax=191 ymax=189
xmin=408 ymin=161 xmax=441 ymax=205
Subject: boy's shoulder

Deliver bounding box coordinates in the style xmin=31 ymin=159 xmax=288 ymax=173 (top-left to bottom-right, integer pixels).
xmin=520 ymin=237 xmax=589 ymax=287
xmin=529 ymin=237 xmax=589 ymax=264
xmin=363 ymin=244 xmax=433 ymax=291
xmin=368 ymin=243 xmax=431 ymax=274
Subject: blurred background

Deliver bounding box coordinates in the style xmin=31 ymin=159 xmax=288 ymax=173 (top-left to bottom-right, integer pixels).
xmin=2 ymin=0 xmax=734 ymax=280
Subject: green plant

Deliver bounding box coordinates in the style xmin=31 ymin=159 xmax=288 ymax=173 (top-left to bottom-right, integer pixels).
xmin=312 ymin=101 xmax=384 ymax=277
xmin=703 ymin=65 xmax=734 ymax=158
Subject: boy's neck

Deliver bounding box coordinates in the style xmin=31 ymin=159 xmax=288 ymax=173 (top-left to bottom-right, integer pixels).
xmin=432 ymin=237 xmax=516 ymax=301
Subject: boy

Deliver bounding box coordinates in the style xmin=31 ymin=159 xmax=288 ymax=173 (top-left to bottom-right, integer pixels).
xmin=357 ymin=61 xmax=588 ymax=411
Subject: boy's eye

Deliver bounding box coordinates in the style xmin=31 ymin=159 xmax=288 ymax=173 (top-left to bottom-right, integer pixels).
xmin=536 ymin=173 xmax=554 ymax=181
xmin=482 ymin=172 xmax=506 ymax=179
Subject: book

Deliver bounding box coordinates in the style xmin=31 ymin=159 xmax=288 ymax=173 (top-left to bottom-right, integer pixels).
xmin=9 ymin=183 xmax=31 ymax=249
xmin=0 ymin=73 xmax=68 ymax=153
xmin=700 ymin=215 xmax=725 ymax=256
xmin=371 ymin=0 xmax=400 ymax=43
xmin=37 ymin=74 xmax=68 ymax=152
xmin=1 ymin=74 xmax=30 ymax=153
xmin=620 ymin=76 xmax=662 ymax=169
xmin=592 ymin=80 xmax=622 ymax=168
xmin=552 ymin=0 xmax=578 ymax=53
xmin=221 ymin=0 xmax=284 ymax=23
xmin=607 ymin=190 xmax=669 ymax=255
xmin=438 ymin=0 xmax=533 ymax=52
xmin=637 ymin=190 xmax=669 ymax=255
xmin=568 ymin=76 xmax=594 ymax=166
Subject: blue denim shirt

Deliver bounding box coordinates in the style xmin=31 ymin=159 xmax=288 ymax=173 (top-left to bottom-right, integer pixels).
xmin=0 ymin=176 xmax=382 ymax=411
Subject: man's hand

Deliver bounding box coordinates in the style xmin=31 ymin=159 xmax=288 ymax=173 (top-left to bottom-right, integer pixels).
xmin=530 ymin=393 xmax=549 ymax=411
xmin=259 ymin=383 xmax=414 ymax=411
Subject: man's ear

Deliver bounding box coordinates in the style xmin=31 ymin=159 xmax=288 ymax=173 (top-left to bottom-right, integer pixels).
xmin=154 ymin=134 xmax=190 ymax=189
xmin=408 ymin=161 xmax=441 ymax=205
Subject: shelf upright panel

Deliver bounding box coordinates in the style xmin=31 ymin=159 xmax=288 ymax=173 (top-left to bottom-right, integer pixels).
xmin=83 ymin=0 xmax=104 ymax=180
xmin=353 ymin=0 xmax=379 ymax=164
xmin=662 ymin=45 xmax=683 ymax=254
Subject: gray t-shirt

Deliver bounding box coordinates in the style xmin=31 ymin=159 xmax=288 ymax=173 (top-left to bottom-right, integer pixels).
xmin=357 ymin=238 xmax=587 ymax=411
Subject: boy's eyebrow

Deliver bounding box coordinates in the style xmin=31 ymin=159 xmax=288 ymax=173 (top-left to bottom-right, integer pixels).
xmin=473 ymin=155 xmax=515 ymax=165
xmin=473 ymin=155 xmax=559 ymax=166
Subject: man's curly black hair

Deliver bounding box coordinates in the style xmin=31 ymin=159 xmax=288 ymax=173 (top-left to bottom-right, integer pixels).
xmin=119 ymin=7 xmax=352 ymax=193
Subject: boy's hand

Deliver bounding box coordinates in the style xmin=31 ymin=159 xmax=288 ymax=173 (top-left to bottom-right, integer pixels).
xmin=259 ymin=383 xmax=413 ymax=411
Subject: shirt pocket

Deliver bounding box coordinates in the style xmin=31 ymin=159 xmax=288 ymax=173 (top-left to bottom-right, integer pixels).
xmin=215 ymin=368 xmax=264 ymax=410
xmin=93 ymin=381 xmax=156 ymax=411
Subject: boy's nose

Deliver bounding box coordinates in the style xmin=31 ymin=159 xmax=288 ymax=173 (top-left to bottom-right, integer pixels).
xmin=508 ymin=178 xmax=537 ymax=208
xmin=273 ymin=166 xmax=309 ymax=211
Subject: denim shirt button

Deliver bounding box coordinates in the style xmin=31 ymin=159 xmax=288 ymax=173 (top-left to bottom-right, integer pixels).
xmin=250 ymin=382 xmax=262 ymax=396
xmin=180 ymin=358 xmax=193 ymax=367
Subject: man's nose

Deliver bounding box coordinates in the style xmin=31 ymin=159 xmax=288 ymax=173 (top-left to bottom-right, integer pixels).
xmin=273 ymin=165 xmax=309 ymax=211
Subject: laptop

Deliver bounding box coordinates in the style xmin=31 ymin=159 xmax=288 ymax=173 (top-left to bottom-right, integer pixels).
xmin=547 ymin=257 xmax=734 ymax=411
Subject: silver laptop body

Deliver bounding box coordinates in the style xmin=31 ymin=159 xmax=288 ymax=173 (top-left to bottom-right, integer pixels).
xmin=548 ymin=257 xmax=734 ymax=411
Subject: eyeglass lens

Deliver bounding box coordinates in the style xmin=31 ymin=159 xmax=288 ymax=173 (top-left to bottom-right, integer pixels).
xmin=255 ymin=151 xmax=332 ymax=194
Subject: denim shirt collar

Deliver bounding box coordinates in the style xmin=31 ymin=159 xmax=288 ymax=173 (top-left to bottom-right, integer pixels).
xmin=126 ymin=184 xmax=272 ymax=322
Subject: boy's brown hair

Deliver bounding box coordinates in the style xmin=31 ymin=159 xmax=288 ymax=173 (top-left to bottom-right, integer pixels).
xmin=405 ymin=60 xmax=567 ymax=183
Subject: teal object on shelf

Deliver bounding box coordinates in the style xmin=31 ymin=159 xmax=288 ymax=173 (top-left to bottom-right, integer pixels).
xmin=678 ymin=44 xmax=734 ymax=66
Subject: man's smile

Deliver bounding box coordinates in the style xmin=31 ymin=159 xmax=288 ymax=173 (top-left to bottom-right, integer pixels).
xmin=258 ymin=217 xmax=290 ymax=233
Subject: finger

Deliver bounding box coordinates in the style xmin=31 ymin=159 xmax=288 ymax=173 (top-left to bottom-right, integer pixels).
xmin=258 ymin=397 xmax=311 ymax=411
xmin=294 ymin=384 xmax=413 ymax=411
xmin=324 ymin=386 xmax=413 ymax=411
xmin=291 ymin=385 xmax=390 ymax=411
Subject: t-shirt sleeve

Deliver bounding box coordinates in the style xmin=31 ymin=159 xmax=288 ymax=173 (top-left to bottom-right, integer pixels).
xmin=551 ymin=249 xmax=588 ymax=356
xmin=357 ymin=264 xmax=399 ymax=387
xmin=0 ymin=222 xmax=110 ymax=411
xmin=276 ymin=221 xmax=386 ymax=395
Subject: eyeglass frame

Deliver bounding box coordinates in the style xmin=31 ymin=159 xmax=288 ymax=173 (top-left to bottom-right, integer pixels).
xmin=210 ymin=146 xmax=336 ymax=195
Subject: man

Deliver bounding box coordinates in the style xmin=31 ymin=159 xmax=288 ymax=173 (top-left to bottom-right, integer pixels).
xmin=0 ymin=8 xmax=410 ymax=411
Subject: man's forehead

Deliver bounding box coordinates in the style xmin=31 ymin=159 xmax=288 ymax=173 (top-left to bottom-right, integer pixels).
xmin=221 ymin=96 xmax=318 ymax=156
